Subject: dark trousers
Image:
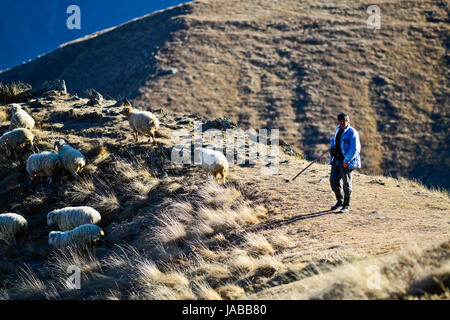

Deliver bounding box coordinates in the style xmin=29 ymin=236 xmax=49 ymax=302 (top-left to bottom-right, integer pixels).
xmin=330 ymin=160 xmax=353 ymax=195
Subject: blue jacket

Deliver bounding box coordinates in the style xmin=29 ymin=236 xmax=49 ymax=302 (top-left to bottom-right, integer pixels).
xmin=329 ymin=125 xmax=361 ymax=169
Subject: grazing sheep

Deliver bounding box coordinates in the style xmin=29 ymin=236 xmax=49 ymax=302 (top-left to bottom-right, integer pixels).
xmin=9 ymin=103 xmax=35 ymax=131
xmin=26 ymin=151 xmax=61 ymax=184
xmin=0 ymin=128 xmax=34 ymax=155
xmin=194 ymin=147 xmax=229 ymax=184
xmin=0 ymin=213 xmax=28 ymax=244
xmin=54 ymin=138 xmax=86 ymax=178
xmin=48 ymin=224 xmax=105 ymax=249
xmin=122 ymin=106 xmax=159 ymax=145
xmin=47 ymin=206 xmax=101 ymax=231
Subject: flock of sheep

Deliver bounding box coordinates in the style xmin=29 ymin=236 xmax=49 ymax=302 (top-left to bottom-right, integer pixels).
xmin=0 ymin=100 xmax=230 ymax=250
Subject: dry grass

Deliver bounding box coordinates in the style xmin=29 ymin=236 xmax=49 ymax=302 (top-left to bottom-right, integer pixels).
xmin=267 ymin=232 xmax=294 ymax=251
xmin=110 ymin=157 xmax=159 ymax=200
xmin=253 ymin=256 xmax=284 ymax=278
xmin=243 ymin=233 xmax=275 ymax=257
xmin=252 ymin=241 xmax=450 ymax=300
xmin=131 ymin=259 xmax=194 ymax=300
xmin=151 ymin=179 xmax=267 ymax=246
xmin=0 ymin=109 xmax=9 ymax=122
xmin=64 ymin=178 xmax=96 ymax=203
xmin=0 ymin=81 xmax=32 ymax=103
xmin=153 ymin=213 xmax=187 ymax=245
xmin=228 ymin=250 xmax=255 ymax=276
xmin=8 ymin=265 xmax=59 ymax=300
xmin=47 ymin=248 xmax=102 ymax=284
xmin=192 ymin=280 xmax=222 ymax=300
xmin=216 ymin=284 xmax=246 ymax=300
xmin=90 ymin=191 xmax=121 ymax=215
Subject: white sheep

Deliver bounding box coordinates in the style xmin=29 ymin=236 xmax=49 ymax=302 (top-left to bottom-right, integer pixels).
xmin=194 ymin=147 xmax=229 ymax=184
xmin=48 ymin=224 xmax=105 ymax=249
xmin=54 ymin=138 xmax=86 ymax=178
xmin=9 ymin=103 xmax=35 ymax=131
xmin=47 ymin=206 xmax=101 ymax=231
xmin=0 ymin=128 xmax=34 ymax=155
xmin=26 ymin=151 xmax=61 ymax=184
xmin=0 ymin=213 xmax=28 ymax=244
xmin=123 ymin=106 xmax=160 ymax=145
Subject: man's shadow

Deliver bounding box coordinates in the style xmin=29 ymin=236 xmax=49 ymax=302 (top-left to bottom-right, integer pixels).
xmin=251 ymin=209 xmax=336 ymax=232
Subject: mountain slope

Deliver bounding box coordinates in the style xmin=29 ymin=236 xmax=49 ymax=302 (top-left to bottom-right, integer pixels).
xmin=0 ymin=0 xmax=448 ymax=189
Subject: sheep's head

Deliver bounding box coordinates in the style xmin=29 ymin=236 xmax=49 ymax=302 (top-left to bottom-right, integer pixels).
xmin=122 ymin=106 xmax=134 ymax=118
xmin=48 ymin=231 xmax=58 ymax=245
xmin=92 ymin=229 xmax=105 ymax=244
xmin=47 ymin=211 xmax=56 ymax=226
xmin=54 ymin=138 xmax=67 ymax=151
xmin=9 ymin=103 xmax=22 ymax=115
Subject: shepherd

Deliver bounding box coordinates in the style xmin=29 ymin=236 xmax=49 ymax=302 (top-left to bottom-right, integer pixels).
xmin=329 ymin=113 xmax=361 ymax=213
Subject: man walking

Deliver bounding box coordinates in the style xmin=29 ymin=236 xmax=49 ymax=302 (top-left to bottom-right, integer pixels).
xmin=329 ymin=113 xmax=361 ymax=213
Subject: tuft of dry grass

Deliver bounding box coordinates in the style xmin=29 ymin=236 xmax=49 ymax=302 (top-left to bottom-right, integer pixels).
xmin=152 ymin=179 xmax=267 ymax=246
xmin=64 ymin=177 xmax=96 ymax=204
xmin=253 ymin=255 xmax=284 ymax=278
xmin=0 ymin=81 xmax=32 ymax=103
xmin=90 ymin=191 xmax=121 ymax=218
xmin=0 ymin=109 xmax=9 ymax=122
xmin=228 ymin=249 xmax=255 ymax=276
xmin=216 ymin=284 xmax=246 ymax=300
xmin=243 ymin=233 xmax=275 ymax=257
xmin=192 ymin=280 xmax=222 ymax=300
xmin=8 ymin=265 xmax=59 ymax=300
xmin=131 ymin=259 xmax=193 ymax=300
xmin=267 ymin=232 xmax=293 ymax=251
xmin=110 ymin=157 xmax=159 ymax=200
xmin=47 ymin=248 xmax=102 ymax=287
xmin=153 ymin=213 xmax=187 ymax=244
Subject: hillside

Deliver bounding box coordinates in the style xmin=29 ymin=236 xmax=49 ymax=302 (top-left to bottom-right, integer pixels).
xmin=0 ymin=90 xmax=449 ymax=300
xmin=0 ymin=0 xmax=448 ymax=189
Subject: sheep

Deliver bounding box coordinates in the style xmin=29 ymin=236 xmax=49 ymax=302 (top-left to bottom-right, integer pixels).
xmin=54 ymin=138 xmax=86 ymax=178
xmin=47 ymin=206 xmax=101 ymax=231
xmin=26 ymin=151 xmax=61 ymax=184
xmin=48 ymin=224 xmax=105 ymax=249
xmin=0 ymin=213 xmax=28 ymax=244
xmin=194 ymin=147 xmax=229 ymax=184
xmin=0 ymin=128 xmax=34 ymax=156
xmin=122 ymin=106 xmax=159 ymax=145
xmin=9 ymin=103 xmax=35 ymax=131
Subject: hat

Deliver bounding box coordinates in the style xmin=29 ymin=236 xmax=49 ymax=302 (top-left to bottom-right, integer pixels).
xmin=337 ymin=113 xmax=349 ymax=121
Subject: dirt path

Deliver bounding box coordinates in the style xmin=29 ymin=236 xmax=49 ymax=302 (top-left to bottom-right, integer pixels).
xmin=230 ymin=154 xmax=450 ymax=264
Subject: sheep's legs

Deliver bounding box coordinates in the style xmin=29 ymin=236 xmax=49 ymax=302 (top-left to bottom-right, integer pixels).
xmin=28 ymin=175 xmax=34 ymax=187
xmin=214 ymin=172 xmax=224 ymax=184
xmin=149 ymin=132 xmax=157 ymax=145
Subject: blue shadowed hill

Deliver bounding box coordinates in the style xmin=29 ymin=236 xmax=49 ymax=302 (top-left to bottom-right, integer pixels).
xmin=0 ymin=0 xmax=187 ymax=71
